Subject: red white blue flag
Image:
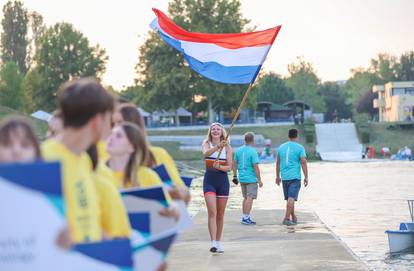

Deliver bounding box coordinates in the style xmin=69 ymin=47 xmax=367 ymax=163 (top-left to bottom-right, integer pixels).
xmin=151 ymin=8 xmax=282 ymax=84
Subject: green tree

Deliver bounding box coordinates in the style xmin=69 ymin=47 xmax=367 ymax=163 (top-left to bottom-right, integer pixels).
xmin=368 ymin=53 xmax=397 ymax=83
xmin=342 ymin=68 xmax=378 ymax=113
xmin=356 ymin=89 xmax=377 ymax=118
xmin=27 ymin=11 xmax=45 ymax=69
xmin=395 ymin=51 xmax=414 ymax=81
xmin=32 ymin=22 xmax=107 ymax=111
xmin=254 ymin=72 xmax=293 ymax=104
xmin=137 ymin=0 xmax=254 ymax=122
xmin=22 ymin=67 xmax=44 ymax=113
xmin=319 ymin=81 xmax=352 ymax=121
xmin=118 ymin=85 xmax=145 ymax=106
xmin=1 ymin=0 xmax=29 ymax=74
xmin=286 ymin=57 xmax=325 ymax=112
xmin=0 ymin=62 xmax=24 ymax=110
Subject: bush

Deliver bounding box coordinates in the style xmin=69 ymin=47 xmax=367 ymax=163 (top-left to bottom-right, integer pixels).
xmin=303 ymin=120 xmax=315 ymax=143
xmin=354 ymin=113 xmax=370 ymax=143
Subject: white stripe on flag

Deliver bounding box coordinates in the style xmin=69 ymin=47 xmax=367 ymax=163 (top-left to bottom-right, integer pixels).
xmin=181 ymin=41 xmax=270 ymax=67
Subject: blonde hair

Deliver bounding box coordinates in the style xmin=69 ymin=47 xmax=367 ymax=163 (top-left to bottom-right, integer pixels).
xmin=206 ymin=122 xmax=227 ymax=143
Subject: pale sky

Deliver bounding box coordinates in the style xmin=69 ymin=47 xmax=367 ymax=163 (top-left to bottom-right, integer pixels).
xmin=1 ymin=0 xmax=413 ymax=89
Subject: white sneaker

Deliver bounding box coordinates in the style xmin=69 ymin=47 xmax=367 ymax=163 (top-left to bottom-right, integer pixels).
xmin=216 ymin=243 xmax=224 ymax=253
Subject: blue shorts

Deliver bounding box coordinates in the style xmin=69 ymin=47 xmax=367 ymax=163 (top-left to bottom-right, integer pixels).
xmin=203 ymin=169 xmax=229 ymax=198
xmin=282 ymin=179 xmax=301 ymax=201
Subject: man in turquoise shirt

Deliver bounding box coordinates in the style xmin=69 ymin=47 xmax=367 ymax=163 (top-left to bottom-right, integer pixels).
xmin=276 ymin=128 xmax=308 ymax=226
xmin=233 ymin=132 xmax=263 ymax=225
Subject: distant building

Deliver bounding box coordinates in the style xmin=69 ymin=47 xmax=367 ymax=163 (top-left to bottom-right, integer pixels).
xmin=257 ymin=102 xmax=293 ymax=122
xmin=373 ymin=81 xmax=414 ymax=122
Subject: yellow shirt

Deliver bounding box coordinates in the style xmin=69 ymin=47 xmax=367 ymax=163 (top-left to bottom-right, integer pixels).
xmin=112 ymin=166 xmax=163 ymax=189
xmin=112 ymin=166 xmax=171 ymax=202
xmin=150 ymin=146 xmax=185 ymax=187
xmin=94 ymin=163 xmax=131 ymax=238
xmin=96 ymin=140 xmax=110 ymax=163
xmin=41 ymin=140 xmax=102 ymax=243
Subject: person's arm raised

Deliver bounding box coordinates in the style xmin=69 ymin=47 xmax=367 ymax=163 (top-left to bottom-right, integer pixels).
xmin=202 ymin=140 xmax=220 ymax=158
xmin=213 ymin=146 xmax=233 ymax=172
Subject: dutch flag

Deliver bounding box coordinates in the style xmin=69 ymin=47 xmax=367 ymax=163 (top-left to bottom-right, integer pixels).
xmin=151 ymin=8 xmax=282 ymax=85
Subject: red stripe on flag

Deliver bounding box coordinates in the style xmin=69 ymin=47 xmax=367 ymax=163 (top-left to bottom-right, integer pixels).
xmin=153 ymin=8 xmax=282 ymax=49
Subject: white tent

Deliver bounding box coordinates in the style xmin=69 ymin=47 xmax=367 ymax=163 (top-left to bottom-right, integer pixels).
xmin=137 ymin=107 xmax=150 ymax=117
xmin=31 ymin=111 xmax=52 ymax=122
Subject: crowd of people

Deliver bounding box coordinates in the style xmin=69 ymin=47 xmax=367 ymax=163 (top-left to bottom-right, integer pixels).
xmin=0 ymin=77 xmax=190 ymax=269
xmin=0 ymin=77 xmax=310 ymax=267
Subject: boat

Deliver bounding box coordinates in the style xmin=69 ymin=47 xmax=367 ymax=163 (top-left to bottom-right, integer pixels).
xmin=385 ymin=200 xmax=414 ymax=253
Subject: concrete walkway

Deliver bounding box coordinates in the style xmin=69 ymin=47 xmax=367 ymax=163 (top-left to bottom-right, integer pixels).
xmin=315 ymin=123 xmax=363 ymax=161
xmin=168 ymin=210 xmax=368 ymax=271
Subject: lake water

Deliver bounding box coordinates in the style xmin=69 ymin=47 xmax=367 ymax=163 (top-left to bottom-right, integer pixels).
xmin=186 ymin=161 xmax=414 ymax=270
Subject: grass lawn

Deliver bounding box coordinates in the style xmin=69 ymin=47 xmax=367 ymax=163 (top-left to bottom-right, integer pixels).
xmin=368 ymin=122 xmax=414 ymax=154
xmin=149 ymin=124 xmax=319 ymax=161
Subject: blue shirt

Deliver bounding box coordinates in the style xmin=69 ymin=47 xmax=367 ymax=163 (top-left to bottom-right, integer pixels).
xmin=277 ymin=141 xmax=306 ymax=181
xmin=234 ymin=145 xmax=259 ymax=183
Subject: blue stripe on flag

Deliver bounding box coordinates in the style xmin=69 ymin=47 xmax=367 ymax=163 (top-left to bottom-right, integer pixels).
xmin=121 ymin=186 xmax=169 ymax=207
xmin=151 ymin=233 xmax=177 ymax=253
xmin=153 ymin=165 xmax=173 ymax=187
xmin=184 ymin=54 xmax=260 ymax=84
xmin=73 ymin=238 xmax=133 ymax=268
xmin=181 ymin=176 xmax=193 ymax=188
xmin=128 ymin=213 xmax=150 ymax=235
xmin=0 ymin=161 xmax=62 ymax=196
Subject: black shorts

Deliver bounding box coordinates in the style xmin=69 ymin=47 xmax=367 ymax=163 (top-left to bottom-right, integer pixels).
xmin=203 ymin=169 xmax=229 ymax=198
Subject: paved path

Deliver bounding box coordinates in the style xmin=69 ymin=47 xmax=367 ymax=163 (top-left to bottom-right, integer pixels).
xmin=315 ymin=123 xmax=362 ymax=161
xmin=168 ymin=210 xmax=368 ymax=271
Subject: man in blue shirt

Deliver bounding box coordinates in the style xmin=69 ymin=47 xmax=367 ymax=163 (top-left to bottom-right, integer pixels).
xmin=276 ymin=128 xmax=308 ymax=226
xmin=233 ymin=132 xmax=263 ymax=225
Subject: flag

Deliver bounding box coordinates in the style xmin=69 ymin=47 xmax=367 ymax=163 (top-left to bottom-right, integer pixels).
xmin=151 ymin=8 xmax=281 ymax=84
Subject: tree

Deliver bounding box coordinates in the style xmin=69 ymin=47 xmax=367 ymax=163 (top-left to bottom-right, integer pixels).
xmin=368 ymin=53 xmax=398 ymax=83
xmin=395 ymin=51 xmax=414 ymax=81
xmin=254 ymin=72 xmax=293 ymax=104
xmin=0 ymin=62 xmax=24 ymax=110
xmin=342 ymin=68 xmax=379 ymax=113
xmin=137 ymin=0 xmax=254 ymax=122
xmin=1 ymin=0 xmax=29 ymax=74
xmin=22 ymin=68 xmax=44 ymax=113
xmin=27 ymin=11 xmax=45 ymax=69
xmin=319 ymin=81 xmax=352 ymax=121
xmin=286 ymin=57 xmax=325 ymax=112
xmin=356 ymin=89 xmax=377 ymax=118
xmin=32 ymin=22 xmax=107 ymax=111
xmin=118 ymin=85 xmax=145 ymax=106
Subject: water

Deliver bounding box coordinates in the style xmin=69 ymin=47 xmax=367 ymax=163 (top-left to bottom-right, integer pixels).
xmin=186 ymin=161 xmax=414 ymax=270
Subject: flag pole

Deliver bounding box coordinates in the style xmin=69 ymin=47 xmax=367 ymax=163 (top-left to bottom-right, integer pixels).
xmin=213 ymin=82 xmax=252 ymax=163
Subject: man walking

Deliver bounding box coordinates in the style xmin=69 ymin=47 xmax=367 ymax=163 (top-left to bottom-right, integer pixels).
xmin=276 ymin=128 xmax=308 ymax=226
xmin=233 ymin=132 xmax=263 ymax=225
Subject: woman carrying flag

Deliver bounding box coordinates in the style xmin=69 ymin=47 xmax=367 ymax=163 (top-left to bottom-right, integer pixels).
xmin=202 ymin=123 xmax=233 ymax=253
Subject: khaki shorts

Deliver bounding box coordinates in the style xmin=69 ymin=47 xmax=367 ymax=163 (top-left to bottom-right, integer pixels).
xmin=241 ymin=183 xmax=258 ymax=199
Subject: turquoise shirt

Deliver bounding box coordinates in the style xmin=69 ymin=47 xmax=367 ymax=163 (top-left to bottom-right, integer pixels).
xmin=277 ymin=141 xmax=306 ymax=181
xmin=234 ymin=145 xmax=259 ymax=183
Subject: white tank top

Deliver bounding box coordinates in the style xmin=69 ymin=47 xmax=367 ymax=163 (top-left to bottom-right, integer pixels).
xmin=206 ymin=141 xmax=227 ymax=161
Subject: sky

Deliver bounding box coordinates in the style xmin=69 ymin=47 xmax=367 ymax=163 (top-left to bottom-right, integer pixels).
xmin=1 ymin=0 xmax=413 ymax=89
